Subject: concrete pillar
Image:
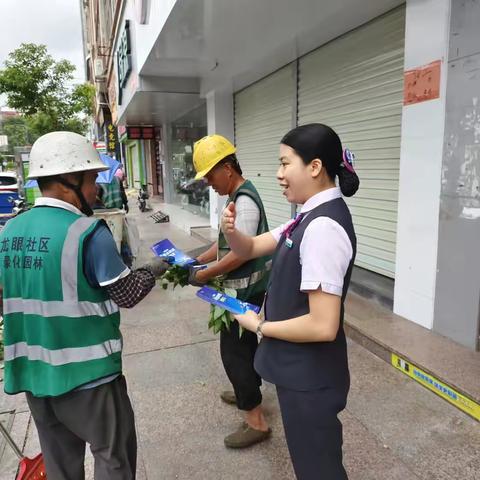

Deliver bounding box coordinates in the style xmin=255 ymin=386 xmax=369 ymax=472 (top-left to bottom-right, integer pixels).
xmin=162 ymin=123 xmax=174 ymax=203
xmin=433 ymin=1 xmax=480 ymax=350
xmin=205 ymin=86 xmax=235 ymax=229
xmin=393 ymin=0 xmax=451 ymax=328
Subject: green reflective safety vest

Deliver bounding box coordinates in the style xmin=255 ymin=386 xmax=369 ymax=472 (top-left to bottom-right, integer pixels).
xmin=217 ymin=180 xmax=271 ymax=302
xmin=0 ymin=206 xmax=122 ymax=397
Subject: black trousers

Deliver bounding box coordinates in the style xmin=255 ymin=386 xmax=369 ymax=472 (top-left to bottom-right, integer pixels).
xmin=26 ymin=375 xmax=137 ymax=480
xmin=276 ymin=385 xmax=349 ymax=480
xmin=219 ymin=292 xmax=264 ymax=411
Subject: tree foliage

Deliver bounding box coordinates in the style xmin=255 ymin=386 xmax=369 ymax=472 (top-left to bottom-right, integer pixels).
xmin=0 ymin=116 xmax=30 ymax=149
xmin=0 ymin=43 xmax=95 ymax=141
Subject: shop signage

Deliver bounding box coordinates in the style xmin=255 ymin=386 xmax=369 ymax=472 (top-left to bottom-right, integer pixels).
xmin=126 ymin=126 xmax=155 ymax=140
xmin=105 ymin=122 xmax=118 ymax=154
xmin=107 ymin=72 xmax=118 ymax=124
xmin=117 ymin=20 xmax=132 ymax=105
xmin=93 ymin=141 xmax=107 ymax=154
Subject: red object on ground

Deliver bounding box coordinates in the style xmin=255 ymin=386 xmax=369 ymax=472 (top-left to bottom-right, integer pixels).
xmin=16 ymin=453 xmax=47 ymax=479
xmin=0 ymin=421 xmax=47 ymax=479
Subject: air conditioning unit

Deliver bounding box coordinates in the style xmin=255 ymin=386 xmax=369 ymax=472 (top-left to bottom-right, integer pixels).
xmin=94 ymin=58 xmax=104 ymax=77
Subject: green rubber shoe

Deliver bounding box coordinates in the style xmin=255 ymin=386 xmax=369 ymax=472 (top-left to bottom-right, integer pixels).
xmin=224 ymin=422 xmax=272 ymax=449
xmin=220 ymin=390 xmax=237 ymax=405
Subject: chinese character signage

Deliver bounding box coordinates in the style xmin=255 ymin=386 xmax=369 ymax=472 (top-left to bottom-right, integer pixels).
xmin=105 ymin=122 xmax=118 ymax=154
xmin=1 ymin=235 xmax=51 ymax=272
xmin=117 ymin=20 xmax=132 ymax=105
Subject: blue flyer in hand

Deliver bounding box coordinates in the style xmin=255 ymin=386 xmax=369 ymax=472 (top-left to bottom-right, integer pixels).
xmin=196 ymin=286 xmax=261 ymax=315
xmin=150 ymin=239 xmax=196 ymax=267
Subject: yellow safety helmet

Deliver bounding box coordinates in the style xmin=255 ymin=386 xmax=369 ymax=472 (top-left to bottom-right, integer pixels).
xmin=193 ymin=134 xmax=236 ymax=180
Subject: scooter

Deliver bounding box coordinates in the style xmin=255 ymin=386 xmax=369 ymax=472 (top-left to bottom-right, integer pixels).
xmin=10 ymin=195 xmax=28 ymax=216
xmin=0 ymin=195 xmax=28 ymax=230
xmin=137 ymin=186 xmax=149 ymax=212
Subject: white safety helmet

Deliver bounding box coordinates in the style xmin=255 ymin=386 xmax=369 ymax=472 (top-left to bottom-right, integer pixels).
xmin=28 ymin=131 xmax=109 ymax=179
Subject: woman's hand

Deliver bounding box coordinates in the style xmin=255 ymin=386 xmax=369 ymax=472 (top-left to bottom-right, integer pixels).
xmin=234 ymin=310 xmax=261 ymax=333
xmin=221 ymin=202 xmax=236 ymax=235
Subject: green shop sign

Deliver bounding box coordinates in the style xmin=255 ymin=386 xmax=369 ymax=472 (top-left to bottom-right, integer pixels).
xmin=117 ymin=20 xmax=132 ymax=105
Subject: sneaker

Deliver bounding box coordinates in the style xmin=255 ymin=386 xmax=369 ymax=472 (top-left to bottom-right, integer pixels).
xmin=220 ymin=390 xmax=237 ymax=405
xmin=224 ymin=422 xmax=272 ymax=449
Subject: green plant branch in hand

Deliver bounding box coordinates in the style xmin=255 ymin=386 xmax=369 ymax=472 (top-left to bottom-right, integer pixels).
xmin=159 ymin=265 xmax=237 ymax=334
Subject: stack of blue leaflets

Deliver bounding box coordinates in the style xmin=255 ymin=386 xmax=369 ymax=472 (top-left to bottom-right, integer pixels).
xmin=150 ymin=239 xmax=196 ymax=267
xmin=196 ymin=286 xmax=261 ymax=315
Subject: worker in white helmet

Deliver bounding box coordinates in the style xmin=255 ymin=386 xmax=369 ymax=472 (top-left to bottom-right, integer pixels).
xmin=0 ymin=131 xmax=164 ymax=479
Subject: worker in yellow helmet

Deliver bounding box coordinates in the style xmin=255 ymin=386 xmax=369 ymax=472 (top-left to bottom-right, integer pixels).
xmin=191 ymin=134 xmax=272 ymax=448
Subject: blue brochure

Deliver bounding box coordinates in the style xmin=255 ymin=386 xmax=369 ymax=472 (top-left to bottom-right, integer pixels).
xmin=150 ymin=239 xmax=196 ymax=267
xmin=196 ymin=286 xmax=261 ymax=315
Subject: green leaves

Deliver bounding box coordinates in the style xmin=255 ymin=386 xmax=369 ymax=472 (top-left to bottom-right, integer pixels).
xmin=0 ymin=43 xmax=95 ymax=138
xmin=159 ymin=265 xmax=189 ymax=290
xmin=208 ymin=306 xmax=232 ymax=334
xmin=159 ymin=265 xmax=237 ymax=335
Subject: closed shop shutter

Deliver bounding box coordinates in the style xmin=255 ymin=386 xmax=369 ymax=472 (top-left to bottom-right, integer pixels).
xmin=298 ymin=7 xmax=405 ymax=278
xmin=235 ymin=64 xmax=295 ymax=229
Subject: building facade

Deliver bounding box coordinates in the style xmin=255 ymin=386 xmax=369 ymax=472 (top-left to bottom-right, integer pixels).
xmin=82 ymin=0 xmax=480 ymax=351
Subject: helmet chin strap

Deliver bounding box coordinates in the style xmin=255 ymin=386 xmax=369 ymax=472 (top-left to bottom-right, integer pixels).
xmin=56 ymin=174 xmax=94 ymax=217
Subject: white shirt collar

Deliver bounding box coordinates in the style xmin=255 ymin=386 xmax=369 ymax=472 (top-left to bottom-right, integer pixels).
xmin=300 ymin=187 xmax=342 ymax=213
xmin=34 ymin=197 xmax=84 ymax=216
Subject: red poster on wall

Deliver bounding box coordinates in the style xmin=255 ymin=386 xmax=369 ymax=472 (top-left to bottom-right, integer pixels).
xmin=403 ymin=60 xmax=441 ymax=106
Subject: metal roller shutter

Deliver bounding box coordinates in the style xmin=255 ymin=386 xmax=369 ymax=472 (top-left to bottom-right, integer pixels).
xmin=298 ymin=7 xmax=405 ymax=278
xmin=235 ymin=64 xmax=295 ymax=228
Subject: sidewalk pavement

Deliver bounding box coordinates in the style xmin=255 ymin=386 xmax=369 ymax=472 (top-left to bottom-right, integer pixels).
xmin=1 ymin=202 xmax=480 ymax=479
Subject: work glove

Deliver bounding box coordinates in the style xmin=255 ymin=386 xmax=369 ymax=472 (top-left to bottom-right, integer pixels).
xmin=142 ymin=257 xmax=169 ymax=278
xmin=188 ymin=264 xmax=208 ymax=287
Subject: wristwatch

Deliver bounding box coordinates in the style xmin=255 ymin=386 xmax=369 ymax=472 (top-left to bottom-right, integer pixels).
xmin=256 ymin=320 xmax=266 ymax=340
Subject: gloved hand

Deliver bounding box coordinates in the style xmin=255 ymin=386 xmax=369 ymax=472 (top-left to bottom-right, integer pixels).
xmin=142 ymin=257 xmax=169 ymax=278
xmin=188 ymin=264 xmax=208 ymax=287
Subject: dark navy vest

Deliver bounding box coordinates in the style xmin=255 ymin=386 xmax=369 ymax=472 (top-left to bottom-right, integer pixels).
xmin=254 ymin=197 xmax=356 ymax=391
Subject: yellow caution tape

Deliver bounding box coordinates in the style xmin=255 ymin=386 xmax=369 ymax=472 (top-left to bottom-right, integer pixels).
xmin=391 ymin=353 xmax=480 ymax=422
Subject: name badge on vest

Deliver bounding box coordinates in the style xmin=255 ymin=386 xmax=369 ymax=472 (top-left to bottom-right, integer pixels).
xmin=285 ymin=238 xmax=293 ymax=249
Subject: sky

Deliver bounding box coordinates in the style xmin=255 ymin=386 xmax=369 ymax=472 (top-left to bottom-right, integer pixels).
xmin=0 ymin=0 xmax=85 ymax=107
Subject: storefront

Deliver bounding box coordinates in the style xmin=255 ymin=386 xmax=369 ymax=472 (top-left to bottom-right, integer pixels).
xmin=168 ymin=103 xmax=208 ymax=217
xmin=105 ymin=0 xmax=480 ymax=349
xmin=234 ymin=7 xmax=405 ymax=278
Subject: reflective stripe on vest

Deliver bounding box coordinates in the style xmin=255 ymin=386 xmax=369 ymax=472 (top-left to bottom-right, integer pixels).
xmin=3 ymin=297 xmax=119 ymax=317
xmin=62 ymin=216 xmax=98 ymax=302
xmin=4 ymin=338 xmax=122 ymax=365
xmin=223 ymin=259 xmax=272 ymax=290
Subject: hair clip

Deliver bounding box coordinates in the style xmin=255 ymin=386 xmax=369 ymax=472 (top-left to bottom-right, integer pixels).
xmin=342 ymin=148 xmax=356 ymax=173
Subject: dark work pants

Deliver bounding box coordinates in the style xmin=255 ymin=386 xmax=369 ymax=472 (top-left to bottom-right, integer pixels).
xmin=276 ymin=385 xmax=349 ymax=480
xmin=26 ymin=375 xmax=137 ymax=480
xmin=219 ymin=292 xmax=264 ymax=411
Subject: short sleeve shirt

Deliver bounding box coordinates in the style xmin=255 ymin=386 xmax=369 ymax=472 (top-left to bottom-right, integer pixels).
xmin=270 ymin=187 xmax=353 ymax=296
xmin=233 ymin=194 xmax=260 ymax=237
